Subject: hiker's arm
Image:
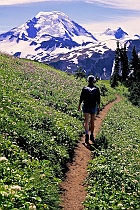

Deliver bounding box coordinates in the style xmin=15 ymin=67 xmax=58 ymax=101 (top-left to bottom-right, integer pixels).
xmin=78 ymin=102 xmax=81 ymax=111
xmin=97 ymin=88 xmax=101 ymax=112
xmin=97 ymin=104 xmax=100 ymax=113
xmin=78 ymin=97 xmax=82 ymax=111
xmin=78 ymin=89 xmax=84 ymax=111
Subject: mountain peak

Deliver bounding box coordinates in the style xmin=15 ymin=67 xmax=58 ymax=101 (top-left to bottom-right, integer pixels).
xmin=104 ymin=27 xmax=128 ymax=39
xmin=36 ymin=11 xmax=69 ymax=19
xmin=0 ymin=10 xmax=97 ymax=44
xmin=32 ymin=11 xmax=97 ymax=40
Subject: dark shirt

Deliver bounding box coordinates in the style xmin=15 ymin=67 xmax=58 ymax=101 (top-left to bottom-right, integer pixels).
xmin=79 ymin=84 xmax=100 ymax=108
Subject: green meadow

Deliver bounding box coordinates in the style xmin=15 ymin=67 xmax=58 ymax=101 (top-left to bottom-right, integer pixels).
xmin=0 ymin=53 xmax=139 ymax=209
xmin=84 ymin=95 xmax=140 ymax=209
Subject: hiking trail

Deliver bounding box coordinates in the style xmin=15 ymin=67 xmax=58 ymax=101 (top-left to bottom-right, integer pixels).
xmin=60 ymin=95 xmax=122 ymax=210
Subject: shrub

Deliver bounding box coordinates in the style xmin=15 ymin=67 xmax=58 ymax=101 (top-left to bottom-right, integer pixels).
xmin=128 ymin=82 xmax=140 ymax=107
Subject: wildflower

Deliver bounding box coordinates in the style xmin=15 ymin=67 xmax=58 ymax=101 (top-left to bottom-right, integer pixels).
xmin=4 ymin=185 xmax=8 ymax=189
xmin=10 ymin=185 xmax=22 ymax=191
xmin=22 ymin=159 xmax=28 ymax=163
xmin=29 ymin=203 xmax=36 ymax=210
xmin=0 ymin=157 xmax=8 ymax=162
xmin=117 ymin=203 xmax=123 ymax=207
xmin=41 ymin=174 xmax=46 ymax=178
xmin=132 ymin=179 xmax=138 ymax=183
xmin=2 ymin=191 xmax=8 ymax=197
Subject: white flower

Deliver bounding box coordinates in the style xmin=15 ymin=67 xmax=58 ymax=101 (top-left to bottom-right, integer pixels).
xmin=10 ymin=185 xmax=21 ymax=191
xmin=0 ymin=157 xmax=8 ymax=162
xmin=117 ymin=203 xmax=123 ymax=207
xmin=29 ymin=203 xmax=36 ymax=210
xmin=22 ymin=159 xmax=28 ymax=163
xmin=41 ymin=174 xmax=46 ymax=178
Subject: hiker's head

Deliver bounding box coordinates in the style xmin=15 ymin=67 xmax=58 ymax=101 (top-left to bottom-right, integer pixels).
xmin=87 ymin=75 xmax=96 ymax=84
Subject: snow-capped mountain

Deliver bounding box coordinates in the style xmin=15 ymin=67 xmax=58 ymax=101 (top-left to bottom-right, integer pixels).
xmin=134 ymin=34 xmax=140 ymax=39
xmin=103 ymin=27 xmax=128 ymax=39
xmin=93 ymin=27 xmax=132 ymax=51
xmin=0 ymin=10 xmax=97 ymax=41
xmin=0 ymin=11 xmax=97 ymax=56
xmin=0 ymin=11 xmax=139 ymax=79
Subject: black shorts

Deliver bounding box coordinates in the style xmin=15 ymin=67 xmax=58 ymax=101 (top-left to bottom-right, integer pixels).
xmin=82 ymin=105 xmax=97 ymax=114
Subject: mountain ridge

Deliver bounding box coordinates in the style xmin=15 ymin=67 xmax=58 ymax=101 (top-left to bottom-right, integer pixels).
xmin=0 ymin=11 xmax=140 ymax=79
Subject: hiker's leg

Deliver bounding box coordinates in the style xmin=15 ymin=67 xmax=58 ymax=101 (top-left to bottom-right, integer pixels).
xmin=90 ymin=114 xmax=95 ymax=141
xmin=90 ymin=114 xmax=95 ymax=133
xmin=84 ymin=113 xmax=90 ymax=134
xmin=83 ymin=113 xmax=90 ymax=144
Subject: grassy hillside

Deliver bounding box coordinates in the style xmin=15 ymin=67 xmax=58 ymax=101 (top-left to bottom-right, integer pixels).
xmin=0 ymin=53 xmax=118 ymax=209
xmin=84 ymin=96 xmax=140 ymax=209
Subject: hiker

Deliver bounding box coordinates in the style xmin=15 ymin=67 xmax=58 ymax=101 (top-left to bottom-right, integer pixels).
xmin=78 ymin=75 xmax=100 ymax=144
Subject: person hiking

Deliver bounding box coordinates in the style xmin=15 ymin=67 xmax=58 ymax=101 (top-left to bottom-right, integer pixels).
xmin=78 ymin=75 xmax=100 ymax=145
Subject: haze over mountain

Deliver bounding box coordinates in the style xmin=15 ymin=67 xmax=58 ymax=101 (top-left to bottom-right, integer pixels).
xmin=0 ymin=11 xmax=140 ymax=79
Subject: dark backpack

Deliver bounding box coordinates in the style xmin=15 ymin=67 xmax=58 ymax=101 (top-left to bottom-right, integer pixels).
xmin=83 ymin=86 xmax=98 ymax=108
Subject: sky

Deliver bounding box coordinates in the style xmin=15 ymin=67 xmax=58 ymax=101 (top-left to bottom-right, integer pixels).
xmin=0 ymin=0 xmax=140 ymax=37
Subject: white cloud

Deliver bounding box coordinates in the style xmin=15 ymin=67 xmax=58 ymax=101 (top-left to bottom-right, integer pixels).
xmin=0 ymin=0 xmax=72 ymax=6
xmin=1 ymin=0 xmax=140 ymax=11
xmin=85 ymin=0 xmax=140 ymax=10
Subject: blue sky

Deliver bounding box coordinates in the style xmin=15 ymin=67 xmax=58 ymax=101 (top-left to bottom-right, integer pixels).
xmin=0 ymin=0 xmax=140 ymax=37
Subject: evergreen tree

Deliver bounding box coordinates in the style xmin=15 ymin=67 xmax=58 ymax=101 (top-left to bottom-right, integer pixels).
xmin=110 ymin=71 xmax=118 ymax=88
xmin=130 ymin=46 xmax=140 ymax=82
xmin=137 ymin=59 xmax=140 ymax=82
xmin=135 ymin=54 xmax=140 ymax=82
xmin=120 ymin=44 xmax=129 ymax=82
xmin=110 ymin=41 xmax=120 ymax=87
xmin=129 ymin=82 xmax=140 ymax=107
xmin=75 ymin=67 xmax=86 ymax=79
xmin=128 ymin=46 xmax=140 ymax=107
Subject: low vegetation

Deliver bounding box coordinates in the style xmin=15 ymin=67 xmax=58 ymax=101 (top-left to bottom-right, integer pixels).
xmin=0 ymin=53 xmax=116 ymax=209
xmin=1 ymin=53 xmax=139 ymax=209
xmin=84 ymin=99 xmax=140 ymax=209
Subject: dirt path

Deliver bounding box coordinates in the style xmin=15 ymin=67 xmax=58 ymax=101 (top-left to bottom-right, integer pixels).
xmin=60 ymin=95 xmax=122 ymax=210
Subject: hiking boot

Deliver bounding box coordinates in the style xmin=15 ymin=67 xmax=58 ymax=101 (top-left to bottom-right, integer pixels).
xmin=90 ymin=134 xmax=94 ymax=142
xmin=85 ymin=134 xmax=89 ymax=144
